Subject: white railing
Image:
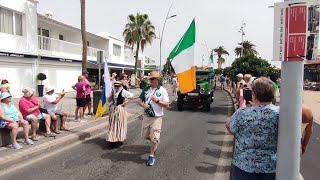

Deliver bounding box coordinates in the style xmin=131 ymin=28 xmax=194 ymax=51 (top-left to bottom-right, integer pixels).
xmin=38 ymin=36 xmax=108 ymax=60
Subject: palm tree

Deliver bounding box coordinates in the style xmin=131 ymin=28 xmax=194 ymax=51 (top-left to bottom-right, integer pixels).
xmin=214 ymin=46 xmax=229 ymax=69
xmin=234 ymin=40 xmax=259 ymax=57
xmin=80 ymin=0 xmax=87 ymax=71
xmin=123 ymin=13 xmax=156 ymax=76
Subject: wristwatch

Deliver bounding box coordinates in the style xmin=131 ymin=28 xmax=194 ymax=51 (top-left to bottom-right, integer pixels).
xmin=156 ymin=99 xmax=160 ymax=103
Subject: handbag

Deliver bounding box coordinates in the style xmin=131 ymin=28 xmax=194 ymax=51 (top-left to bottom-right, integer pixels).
xmin=39 ymin=108 xmax=48 ymax=114
xmin=144 ymin=90 xmax=157 ymax=117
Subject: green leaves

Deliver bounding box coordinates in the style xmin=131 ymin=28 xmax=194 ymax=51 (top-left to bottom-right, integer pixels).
xmin=123 ymin=13 xmax=156 ymax=75
xmin=234 ymin=40 xmax=259 ymax=57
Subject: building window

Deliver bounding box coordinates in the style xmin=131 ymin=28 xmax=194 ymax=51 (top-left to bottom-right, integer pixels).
xmin=113 ymin=44 xmax=121 ymax=57
xmin=15 ymin=13 xmax=22 ymax=36
xmin=59 ymin=34 xmax=64 ymax=40
xmin=0 ymin=7 xmax=13 ymax=34
xmin=87 ymin=41 xmax=90 ymax=46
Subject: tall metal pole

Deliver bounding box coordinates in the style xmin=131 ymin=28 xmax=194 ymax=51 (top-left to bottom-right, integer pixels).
xmin=239 ymin=22 xmax=245 ymax=57
xmin=276 ymin=1 xmax=310 ymax=179
xmin=159 ymin=4 xmax=177 ymax=72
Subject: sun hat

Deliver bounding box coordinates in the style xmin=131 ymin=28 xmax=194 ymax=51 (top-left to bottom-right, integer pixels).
xmin=45 ymin=86 xmax=54 ymax=93
xmin=148 ymin=71 xmax=161 ymax=79
xmin=236 ymin=73 xmax=244 ymax=78
xmin=22 ymin=87 xmax=35 ymax=97
xmin=114 ymin=81 xmax=122 ymax=86
xmin=0 ymin=92 xmax=12 ymax=101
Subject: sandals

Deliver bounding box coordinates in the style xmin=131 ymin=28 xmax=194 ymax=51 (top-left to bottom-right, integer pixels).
xmin=45 ymin=132 xmax=57 ymax=137
xmin=60 ymin=128 xmax=70 ymax=131
xmin=53 ymin=130 xmax=61 ymax=134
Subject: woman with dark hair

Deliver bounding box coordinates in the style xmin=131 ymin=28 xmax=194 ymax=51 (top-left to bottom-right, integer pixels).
xmin=226 ymin=77 xmax=279 ymax=180
xmin=119 ymin=74 xmax=129 ymax=91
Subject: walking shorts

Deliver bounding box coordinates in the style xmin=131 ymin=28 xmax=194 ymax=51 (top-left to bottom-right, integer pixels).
xmin=141 ymin=116 xmax=162 ymax=144
xmin=86 ymin=94 xmax=92 ymax=104
xmin=76 ymin=98 xmax=86 ymax=107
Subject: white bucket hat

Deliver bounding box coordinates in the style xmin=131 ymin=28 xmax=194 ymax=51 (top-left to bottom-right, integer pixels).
xmin=45 ymin=86 xmax=54 ymax=93
xmin=0 ymin=92 xmax=12 ymax=101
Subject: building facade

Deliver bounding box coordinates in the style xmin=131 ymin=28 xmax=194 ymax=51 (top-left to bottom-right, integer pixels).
xmin=0 ymin=0 xmax=157 ymax=97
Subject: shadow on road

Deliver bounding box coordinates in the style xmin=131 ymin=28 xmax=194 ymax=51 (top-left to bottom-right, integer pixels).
xmin=207 ymin=130 xmax=226 ymax=136
xmin=210 ymin=141 xmax=234 ymax=147
xmin=203 ymin=147 xmax=233 ymax=159
xmin=195 ymin=162 xmax=231 ymax=174
xmin=101 ymin=145 xmax=149 ymax=164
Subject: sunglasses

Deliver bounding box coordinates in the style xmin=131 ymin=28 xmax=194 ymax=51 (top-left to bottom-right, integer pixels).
xmin=149 ymin=78 xmax=156 ymax=81
xmin=114 ymin=85 xmax=121 ymax=88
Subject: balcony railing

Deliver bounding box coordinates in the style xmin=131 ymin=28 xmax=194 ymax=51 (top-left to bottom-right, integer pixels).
xmin=124 ymin=55 xmax=135 ymax=63
xmin=38 ymin=36 xmax=108 ymax=60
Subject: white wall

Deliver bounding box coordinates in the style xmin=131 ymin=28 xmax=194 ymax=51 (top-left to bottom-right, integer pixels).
xmin=108 ymin=38 xmax=125 ymax=64
xmin=0 ymin=56 xmax=35 ymax=97
xmin=38 ymin=60 xmax=81 ymax=93
xmin=0 ymin=0 xmax=38 ymax=54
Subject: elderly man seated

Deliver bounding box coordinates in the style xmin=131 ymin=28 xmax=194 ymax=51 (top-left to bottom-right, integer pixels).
xmin=43 ymin=87 xmax=69 ymax=133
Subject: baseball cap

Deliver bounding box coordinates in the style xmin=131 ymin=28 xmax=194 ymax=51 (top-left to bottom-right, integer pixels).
xmin=82 ymin=71 xmax=89 ymax=75
xmin=236 ymin=73 xmax=244 ymax=78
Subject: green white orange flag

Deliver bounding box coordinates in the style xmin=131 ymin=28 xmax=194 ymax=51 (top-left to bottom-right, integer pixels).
xmin=168 ymin=19 xmax=196 ymax=93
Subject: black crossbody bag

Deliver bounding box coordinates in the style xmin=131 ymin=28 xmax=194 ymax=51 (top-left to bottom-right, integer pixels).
xmin=144 ymin=90 xmax=157 ymax=117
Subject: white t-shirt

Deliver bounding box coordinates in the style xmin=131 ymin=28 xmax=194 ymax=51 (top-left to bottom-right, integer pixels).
xmin=43 ymin=94 xmax=58 ymax=112
xmin=143 ymin=86 xmax=169 ymax=117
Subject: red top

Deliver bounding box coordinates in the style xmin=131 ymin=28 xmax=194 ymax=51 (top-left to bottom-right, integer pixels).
xmin=19 ymin=96 xmax=41 ymax=117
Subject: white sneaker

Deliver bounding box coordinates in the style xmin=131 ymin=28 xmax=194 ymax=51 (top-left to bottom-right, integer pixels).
xmin=10 ymin=143 xmax=22 ymax=149
xmin=84 ymin=115 xmax=91 ymax=119
xmin=80 ymin=119 xmax=87 ymax=123
xmin=24 ymin=139 xmax=34 ymax=145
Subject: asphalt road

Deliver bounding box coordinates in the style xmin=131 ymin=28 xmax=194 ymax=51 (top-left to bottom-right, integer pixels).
xmin=0 ymin=90 xmax=234 ymax=180
xmin=300 ymin=122 xmax=320 ymax=180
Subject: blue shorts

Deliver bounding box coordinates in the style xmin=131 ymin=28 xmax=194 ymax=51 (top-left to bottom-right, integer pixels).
xmin=232 ymin=165 xmax=275 ymax=180
xmin=24 ymin=114 xmax=46 ymax=121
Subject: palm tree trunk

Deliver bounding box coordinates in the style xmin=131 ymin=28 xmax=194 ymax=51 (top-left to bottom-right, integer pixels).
xmin=80 ymin=0 xmax=87 ymax=72
xmin=218 ymin=55 xmax=222 ymax=69
xmin=134 ymin=42 xmax=140 ymax=76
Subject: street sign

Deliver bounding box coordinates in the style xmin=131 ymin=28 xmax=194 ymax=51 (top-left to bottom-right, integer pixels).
xmin=273 ymin=1 xmax=319 ymax=61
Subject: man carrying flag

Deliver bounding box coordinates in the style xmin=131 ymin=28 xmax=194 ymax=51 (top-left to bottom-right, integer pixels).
xmin=168 ymin=19 xmax=196 ymax=94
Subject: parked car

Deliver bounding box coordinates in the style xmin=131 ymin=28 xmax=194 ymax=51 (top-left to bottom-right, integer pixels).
xmin=177 ymin=70 xmax=214 ymax=111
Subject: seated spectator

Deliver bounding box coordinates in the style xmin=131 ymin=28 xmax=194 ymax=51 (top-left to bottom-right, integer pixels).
xmin=0 ymin=92 xmax=34 ymax=149
xmin=226 ymin=77 xmax=279 ymax=180
xmin=43 ymin=87 xmax=70 ymax=132
xmin=0 ymin=79 xmax=10 ymax=93
xmin=19 ymin=87 xmax=56 ymax=141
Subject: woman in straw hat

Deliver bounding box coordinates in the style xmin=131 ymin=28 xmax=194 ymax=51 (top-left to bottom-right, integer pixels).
xmin=106 ymin=81 xmax=134 ymax=147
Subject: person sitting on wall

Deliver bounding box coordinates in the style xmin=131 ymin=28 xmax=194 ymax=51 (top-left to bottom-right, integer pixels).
xmin=43 ymin=87 xmax=70 ymax=132
xmin=0 ymin=79 xmax=10 ymax=93
xmin=0 ymin=92 xmax=34 ymax=149
xmin=19 ymin=87 xmax=56 ymax=141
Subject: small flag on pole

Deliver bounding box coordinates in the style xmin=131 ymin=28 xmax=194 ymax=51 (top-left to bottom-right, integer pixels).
xmin=95 ymin=61 xmax=112 ymax=118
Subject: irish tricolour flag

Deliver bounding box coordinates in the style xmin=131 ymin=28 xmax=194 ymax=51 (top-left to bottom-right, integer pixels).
xmin=168 ymin=19 xmax=196 ymax=94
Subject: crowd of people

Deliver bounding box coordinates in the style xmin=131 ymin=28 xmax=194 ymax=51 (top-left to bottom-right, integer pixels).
xmin=224 ymin=74 xmax=313 ymax=180
xmin=0 ymin=71 xmax=94 ymax=149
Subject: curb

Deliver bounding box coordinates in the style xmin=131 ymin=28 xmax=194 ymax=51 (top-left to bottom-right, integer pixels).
xmin=223 ymin=89 xmax=237 ymax=111
xmin=0 ymin=113 xmax=143 ymax=172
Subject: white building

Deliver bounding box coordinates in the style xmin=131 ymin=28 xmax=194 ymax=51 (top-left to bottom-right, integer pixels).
xmin=0 ymin=0 xmax=156 ymax=97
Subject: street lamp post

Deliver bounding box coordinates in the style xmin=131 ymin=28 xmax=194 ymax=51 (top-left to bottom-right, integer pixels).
xmin=239 ymin=22 xmax=246 ymax=57
xmin=159 ymin=4 xmax=177 ymax=73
